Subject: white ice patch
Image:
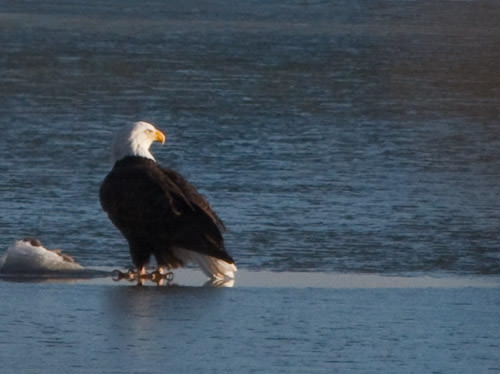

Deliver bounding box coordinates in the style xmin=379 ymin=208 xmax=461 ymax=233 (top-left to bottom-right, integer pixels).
xmin=0 ymin=240 xmax=84 ymax=274
xmin=171 ymin=248 xmax=237 ymax=280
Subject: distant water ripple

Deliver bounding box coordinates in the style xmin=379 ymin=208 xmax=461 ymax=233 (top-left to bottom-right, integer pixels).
xmin=1 ymin=0 xmax=500 ymax=274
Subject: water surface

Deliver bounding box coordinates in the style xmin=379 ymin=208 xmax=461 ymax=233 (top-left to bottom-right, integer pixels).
xmin=2 ymin=0 xmax=500 ymax=274
xmin=1 ymin=1 xmax=500 ymax=372
xmin=1 ymin=277 xmax=499 ymax=374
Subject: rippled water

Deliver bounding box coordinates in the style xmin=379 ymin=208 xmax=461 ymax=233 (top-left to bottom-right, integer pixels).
xmin=2 ymin=0 xmax=500 ymax=274
xmin=1 ymin=1 xmax=500 ymax=373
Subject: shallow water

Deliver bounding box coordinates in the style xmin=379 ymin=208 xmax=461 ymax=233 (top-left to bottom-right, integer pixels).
xmin=1 ymin=273 xmax=499 ymax=374
xmin=1 ymin=1 xmax=500 ymax=372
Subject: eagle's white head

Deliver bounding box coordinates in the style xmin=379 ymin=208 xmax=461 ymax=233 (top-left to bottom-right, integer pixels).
xmin=112 ymin=121 xmax=167 ymax=163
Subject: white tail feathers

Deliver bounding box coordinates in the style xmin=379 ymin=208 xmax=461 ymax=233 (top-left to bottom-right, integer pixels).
xmin=172 ymin=248 xmax=237 ymax=280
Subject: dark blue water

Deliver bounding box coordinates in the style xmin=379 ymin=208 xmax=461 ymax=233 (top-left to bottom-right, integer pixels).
xmin=2 ymin=0 xmax=500 ymax=274
xmin=1 ymin=0 xmax=500 ymax=274
xmin=1 ymin=2 xmax=500 ymax=373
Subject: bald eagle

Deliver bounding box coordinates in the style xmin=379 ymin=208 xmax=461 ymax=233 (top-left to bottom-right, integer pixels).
xmin=99 ymin=121 xmax=236 ymax=280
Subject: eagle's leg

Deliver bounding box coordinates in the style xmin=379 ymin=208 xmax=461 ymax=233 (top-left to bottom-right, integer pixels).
xmin=134 ymin=266 xmax=148 ymax=285
xmin=111 ymin=266 xmax=153 ymax=284
xmin=114 ymin=266 xmax=173 ymax=285
xmin=125 ymin=266 xmax=147 ymax=278
xmin=151 ymin=265 xmax=174 ymax=285
xmin=157 ymin=265 xmax=169 ymax=275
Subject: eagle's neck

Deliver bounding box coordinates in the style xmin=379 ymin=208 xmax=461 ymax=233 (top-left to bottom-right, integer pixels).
xmin=112 ymin=139 xmax=156 ymax=164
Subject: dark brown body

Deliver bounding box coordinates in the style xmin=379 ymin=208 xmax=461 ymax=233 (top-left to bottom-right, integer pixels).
xmin=100 ymin=156 xmax=235 ymax=270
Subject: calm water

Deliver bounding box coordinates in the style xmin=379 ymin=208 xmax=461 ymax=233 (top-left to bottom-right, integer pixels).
xmin=1 ymin=1 xmax=500 ymax=372
xmin=0 ymin=277 xmax=499 ymax=374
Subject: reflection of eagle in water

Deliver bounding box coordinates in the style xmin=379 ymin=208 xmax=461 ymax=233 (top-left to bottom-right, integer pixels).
xmin=99 ymin=121 xmax=236 ymax=280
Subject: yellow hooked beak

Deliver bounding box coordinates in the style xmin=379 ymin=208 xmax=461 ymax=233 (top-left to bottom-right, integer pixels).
xmin=154 ymin=129 xmax=167 ymax=144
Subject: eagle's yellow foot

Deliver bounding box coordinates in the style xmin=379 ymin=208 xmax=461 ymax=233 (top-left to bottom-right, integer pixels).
xmin=151 ymin=269 xmax=174 ymax=282
xmin=112 ymin=267 xmax=173 ymax=285
xmin=111 ymin=268 xmax=141 ymax=281
xmin=150 ymin=266 xmax=174 ymax=285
